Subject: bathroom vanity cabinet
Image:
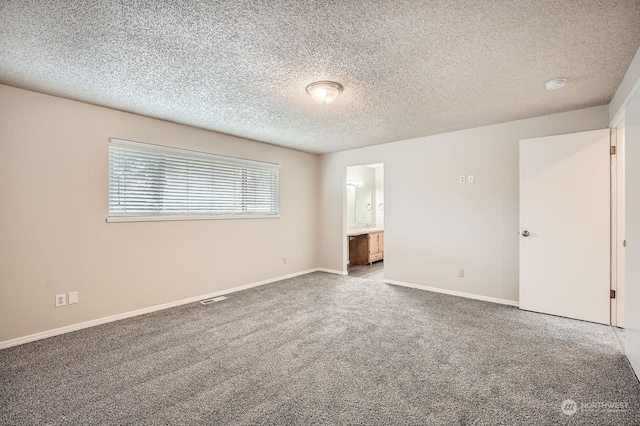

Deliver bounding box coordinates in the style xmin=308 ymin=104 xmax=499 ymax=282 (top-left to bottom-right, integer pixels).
xmin=348 ymin=230 xmax=384 ymax=265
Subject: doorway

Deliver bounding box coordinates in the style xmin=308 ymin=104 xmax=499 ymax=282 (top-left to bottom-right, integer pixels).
xmin=345 ymin=163 xmax=384 ymax=280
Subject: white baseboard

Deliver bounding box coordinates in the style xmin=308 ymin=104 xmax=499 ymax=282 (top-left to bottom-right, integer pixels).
xmin=384 ymin=279 xmax=519 ymax=307
xmin=316 ymin=268 xmax=348 ymax=275
xmin=0 ymin=268 xmax=319 ymax=350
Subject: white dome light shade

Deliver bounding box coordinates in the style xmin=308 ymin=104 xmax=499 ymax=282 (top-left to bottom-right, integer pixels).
xmin=306 ymin=81 xmax=343 ymax=104
xmin=545 ymin=77 xmax=567 ymax=90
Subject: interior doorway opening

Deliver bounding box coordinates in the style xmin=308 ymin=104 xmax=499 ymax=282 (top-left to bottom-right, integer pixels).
xmin=345 ymin=163 xmax=384 ymax=280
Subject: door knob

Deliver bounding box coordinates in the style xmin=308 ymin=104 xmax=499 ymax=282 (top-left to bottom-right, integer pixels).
xmin=522 ymin=230 xmax=530 ymax=237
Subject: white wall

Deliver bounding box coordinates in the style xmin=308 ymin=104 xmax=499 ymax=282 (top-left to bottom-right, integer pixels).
xmin=0 ymin=85 xmax=318 ymax=343
xmin=318 ymin=106 xmax=610 ymax=301
xmin=0 ymin=83 xmax=623 ymax=345
xmin=611 ymin=46 xmax=640 ymax=124
xmin=610 ymin=45 xmax=640 ymax=376
xmin=625 ymin=88 xmax=640 ymax=375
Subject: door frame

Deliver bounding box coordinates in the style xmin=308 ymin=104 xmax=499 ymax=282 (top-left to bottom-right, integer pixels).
xmin=611 ymin=117 xmax=626 ymax=327
xmin=343 ymin=163 xmax=384 ymax=274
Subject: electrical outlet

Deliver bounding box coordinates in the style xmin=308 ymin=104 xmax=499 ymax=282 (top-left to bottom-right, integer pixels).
xmin=283 ymin=257 xmax=287 ymax=264
xmin=458 ymin=269 xmax=465 ymax=278
xmin=68 ymin=291 xmax=78 ymax=304
xmin=467 ymin=174 xmax=475 ymax=184
xmin=55 ymin=294 xmax=66 ymax=307
xmin=459 ymin=175 xmax=466 ymax=184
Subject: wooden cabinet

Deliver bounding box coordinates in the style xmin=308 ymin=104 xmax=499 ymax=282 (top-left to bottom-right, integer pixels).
xmin=369 ymin=231 xmax=384 ymax=262
xmin=349 ymin=231 xmax=384 ymax=265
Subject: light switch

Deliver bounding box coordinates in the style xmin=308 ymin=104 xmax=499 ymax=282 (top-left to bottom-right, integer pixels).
xmin=459 ymin=175 xmax=466 ymax=184
xmin=467 ymin=174 xmax=475 ymax=184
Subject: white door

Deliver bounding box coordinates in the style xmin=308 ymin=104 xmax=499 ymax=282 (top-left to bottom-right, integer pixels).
xmin=519 ymin=129 xmax=610 ymax=324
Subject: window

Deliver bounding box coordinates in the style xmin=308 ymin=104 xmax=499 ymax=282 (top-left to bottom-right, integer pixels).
xmin=108 ymin=138 xmax=280 ymax=221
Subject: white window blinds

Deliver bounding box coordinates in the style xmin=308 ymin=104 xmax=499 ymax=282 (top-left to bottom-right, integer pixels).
xmin=108 ymin=138 xmax=280 ymax=220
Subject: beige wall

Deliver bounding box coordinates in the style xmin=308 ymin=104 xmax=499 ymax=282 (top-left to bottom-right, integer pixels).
xmin=0 ymin=83 xmax=615 ymax=344
xmin=0 ymin=85 xmax=318 ymax=342
xmin=318 ymin=105 xmax=610 ymax=302
xmin=610 ymin=46 xmax=640 ymax=377
xmin=623 ymin=81 xmax=640 ymax=377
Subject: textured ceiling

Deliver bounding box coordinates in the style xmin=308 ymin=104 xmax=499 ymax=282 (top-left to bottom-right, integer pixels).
xmin=1 ymin=1 xmax=639 ymax=154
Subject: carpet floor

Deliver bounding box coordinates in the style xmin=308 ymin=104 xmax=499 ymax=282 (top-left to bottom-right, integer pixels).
xmin=1 ymin=272 xmax=639 ymax=425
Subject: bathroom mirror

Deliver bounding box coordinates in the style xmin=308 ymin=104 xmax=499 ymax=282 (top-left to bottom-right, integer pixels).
xmin=355 ymin=187 xmax=372 ymax=224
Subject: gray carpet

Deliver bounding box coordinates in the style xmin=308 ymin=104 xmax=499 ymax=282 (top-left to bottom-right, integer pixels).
xmin=1 ymin=272 xmax=639 ymax=425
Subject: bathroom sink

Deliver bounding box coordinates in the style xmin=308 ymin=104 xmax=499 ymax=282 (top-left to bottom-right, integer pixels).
xmin=347 ymin=228 xmax=383 ymax=236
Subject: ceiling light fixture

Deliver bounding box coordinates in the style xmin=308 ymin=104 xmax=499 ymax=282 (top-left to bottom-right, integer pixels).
xmin=545 ymin=77 xmax=567 ymax=90
xmin=306 ymin=81 xmax=343 ymax=105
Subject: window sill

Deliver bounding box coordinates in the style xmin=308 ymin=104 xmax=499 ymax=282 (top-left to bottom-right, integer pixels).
xmin=106 ymin=214 xmax=280 ymax=223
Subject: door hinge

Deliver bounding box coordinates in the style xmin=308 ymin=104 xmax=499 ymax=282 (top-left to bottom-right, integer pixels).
xmin=623 ymin=240 xmax=626 ymax=248
xmin=611 ymin=290 xmax=616 ymax=299
xmin=610 ymin=146 xmax=616 ymax=155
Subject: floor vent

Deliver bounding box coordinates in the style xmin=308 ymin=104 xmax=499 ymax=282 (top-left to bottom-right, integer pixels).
xmin=200 ymin=296 xmax=228 ymax=305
